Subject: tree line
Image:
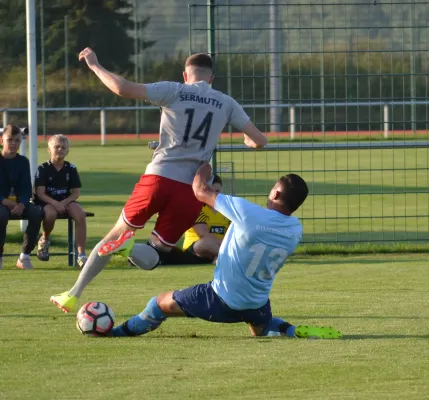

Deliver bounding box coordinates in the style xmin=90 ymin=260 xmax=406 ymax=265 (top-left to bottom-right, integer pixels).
xmin=1 ymin=0 xmax=427 ymax=133
xmin=0 ymin=0 xmax=153 ymax=72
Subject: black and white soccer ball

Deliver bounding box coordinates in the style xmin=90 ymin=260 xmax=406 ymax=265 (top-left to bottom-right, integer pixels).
xmin=76 ymin=302 xmax=115 ymax=336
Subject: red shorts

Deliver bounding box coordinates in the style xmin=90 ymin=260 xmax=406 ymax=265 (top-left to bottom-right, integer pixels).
xmin=122 ymin=175 xmax=203 ymax=246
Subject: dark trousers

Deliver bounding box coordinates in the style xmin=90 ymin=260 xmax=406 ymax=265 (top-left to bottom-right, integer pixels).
xmin=153 ymin=242 xmax=213 ymax=266
xmin=0 ymin=203 xmax=43 ymax=256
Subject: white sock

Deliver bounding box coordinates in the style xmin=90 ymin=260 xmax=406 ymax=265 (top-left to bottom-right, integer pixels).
xmin=69 ymin=241 xmax=111 ymax=298
xmin=20 ymin=253 xmax=30 ymax=260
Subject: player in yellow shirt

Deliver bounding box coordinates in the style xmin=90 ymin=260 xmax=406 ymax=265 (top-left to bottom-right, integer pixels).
xmin=182 ymin=175 xmax=230 ymax=263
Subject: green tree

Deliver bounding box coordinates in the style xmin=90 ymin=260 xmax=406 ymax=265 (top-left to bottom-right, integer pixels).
xmin=44 ymin=0 xmax=154 ymax=72
xmin=0 ymin=0 xmax=154 ymax=72
xmin=0 ymin=0 xmax=27 ymax=70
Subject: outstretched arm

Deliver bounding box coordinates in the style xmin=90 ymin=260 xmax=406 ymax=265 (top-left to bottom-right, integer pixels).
xmin=242 ymin=121 xmax=267 ymax=148
xmin=79 ymin=47 xmax=148 ymax=100
xmin=192 ymin=163 xmax=218 ymax=208
xmin=228 ymin=98 xmax=266 ymax=148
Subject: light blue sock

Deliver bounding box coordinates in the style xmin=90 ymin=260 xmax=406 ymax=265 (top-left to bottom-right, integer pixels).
xmin=111 ymin=297 xmax=166 ymax=337
xmin=264 ymin=317 xmax=296 ymax=337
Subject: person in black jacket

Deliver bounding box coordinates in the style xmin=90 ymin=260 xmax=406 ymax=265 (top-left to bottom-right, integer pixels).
xmin=0 ymin=124 xmax=43 ymax=269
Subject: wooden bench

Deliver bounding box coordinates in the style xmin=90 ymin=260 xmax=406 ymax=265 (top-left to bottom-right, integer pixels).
xmin=4 ymin=211 xmax=95 ymax=267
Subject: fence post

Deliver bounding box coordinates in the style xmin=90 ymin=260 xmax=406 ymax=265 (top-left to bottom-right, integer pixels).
xmin=20 ymin=136 xmax=29 ymax=232
xmin=269 ymin=0 xmax=281 ymax=132
xmin=2 ymin=110 xmax=8 ymax=128
xmin=290 ymin=106 xmax=296 ymax=140
xmin=383 ymin=103 xmax=389 ymax=139
xmin=100 ymin=109 xmax=106 ymax=145
xmin=207 ymin=0 xmax=216 ymax=175
xmin=207 ymin=0 xmax=216 ymax=63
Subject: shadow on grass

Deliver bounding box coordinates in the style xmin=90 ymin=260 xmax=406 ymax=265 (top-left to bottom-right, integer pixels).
xmin=0 ymin=318 xmax=426 ymax=340
xmin=80 ymin=200 xmax=126 ymax=208
xmin=88 ymin=333 xmax=429 ymax=340
xmin=291 ymin=258 xmax=415 ymax=265
xmin=303 ymin=231 xmax=429 ymax=244
xmin=103 ymin=332 xmax=429 ymax=340
xmin=288 ymin=315 xmax=427 ymax=320
xmin=0 ymin=265 xmax=137 ymax=271
xmin=344 ymin=334 xmax=429 ymax=340
xmin=0 ymin=315 xmax=76 ymax=319
xmin=5 ymin=232 xmax=69 ymax=246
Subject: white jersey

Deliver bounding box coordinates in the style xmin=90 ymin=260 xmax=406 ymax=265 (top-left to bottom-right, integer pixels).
xmin=144 ymin=81 xmax=250 ymax=184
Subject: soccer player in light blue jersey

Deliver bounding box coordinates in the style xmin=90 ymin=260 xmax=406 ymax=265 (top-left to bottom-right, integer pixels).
xmin=109 ymin=163 xmax=342 ymax=339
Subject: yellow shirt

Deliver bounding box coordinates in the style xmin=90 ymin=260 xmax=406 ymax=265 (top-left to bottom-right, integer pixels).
xmin=183 ymin=205 xmax=230 ymax=250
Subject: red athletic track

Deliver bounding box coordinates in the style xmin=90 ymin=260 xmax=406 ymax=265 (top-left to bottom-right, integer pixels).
xmin=36 ymin=130 xmax=429 ymax=141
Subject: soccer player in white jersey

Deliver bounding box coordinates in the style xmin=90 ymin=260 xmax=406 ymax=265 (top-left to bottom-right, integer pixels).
xmin=108 ymin=163 xmax=343 ymax=340
xmin=50 ymin=48 xmax=267 ymax=313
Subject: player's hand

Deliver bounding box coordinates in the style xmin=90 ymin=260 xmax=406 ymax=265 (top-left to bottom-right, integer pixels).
xmin=195 ymin=162 xmax=213 ymax=182
xmin=2 ymin=199 xmax=17 ymax=210
xmin=244 ymin=134 xmax=265 ymax=149
xmin=60 ymin=200 xmax=71 ymax=211
xmin=78 ymin=47 xmax=99 ymax=70
xmin=11 ymin=203 xmax=25 ymax=216
xmin=54 ymin=201 xmax=67 ymax=214
xmin=244 ymin=135 xmax=254 ymax=148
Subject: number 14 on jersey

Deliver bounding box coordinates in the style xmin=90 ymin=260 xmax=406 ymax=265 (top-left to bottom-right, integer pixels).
xmin=182 ymin=108 xmax=213 ymax=149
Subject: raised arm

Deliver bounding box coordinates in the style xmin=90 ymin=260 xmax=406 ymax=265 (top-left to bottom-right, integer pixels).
xmin=79 ymin=47 xmax=148 ymax=100
xmin=192 ymin=163 xmax=219 ymax=208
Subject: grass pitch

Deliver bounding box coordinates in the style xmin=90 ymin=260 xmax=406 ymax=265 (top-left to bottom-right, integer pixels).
xmin=1 ymin=143 xmax=428 ymax=399
xmin=1 ymin=255 xmax=428 ymax=399
xmin=10 ymin=140 xmax=429 ymax=247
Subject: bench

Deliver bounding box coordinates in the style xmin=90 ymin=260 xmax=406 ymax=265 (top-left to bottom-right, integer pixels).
xmin=4 ymin=211 xmax=95 ymax=267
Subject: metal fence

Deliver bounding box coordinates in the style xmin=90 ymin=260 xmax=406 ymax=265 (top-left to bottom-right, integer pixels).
xmin=189 ymin=1 xmax=429 ymax=245
xmin=4 ymin=99 xmax=429 ymax=143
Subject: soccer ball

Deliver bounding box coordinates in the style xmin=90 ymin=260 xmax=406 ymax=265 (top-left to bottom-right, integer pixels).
xmin=76 ymin=302 xmax=115 ymax=336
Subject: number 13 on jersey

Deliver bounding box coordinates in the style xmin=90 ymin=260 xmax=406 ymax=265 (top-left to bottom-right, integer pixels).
xmin=245 ymin=243 xmax=288 ymax=280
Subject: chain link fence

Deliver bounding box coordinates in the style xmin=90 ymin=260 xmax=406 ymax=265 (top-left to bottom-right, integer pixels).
xmin=189 ymin=1 xmax=429 ymax=245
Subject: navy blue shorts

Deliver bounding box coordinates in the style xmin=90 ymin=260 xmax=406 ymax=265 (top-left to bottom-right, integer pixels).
xmin=173 ymin=282 xmax=272 ymax=326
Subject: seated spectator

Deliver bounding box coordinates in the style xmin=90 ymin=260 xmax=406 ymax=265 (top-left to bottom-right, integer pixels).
xmin=0 ymin=124 xmax=43 ymax=270
xmin=33 ymin=134 xmax=87 ymax=268
xmin=181 ymin=174 xmax=230 ymax=263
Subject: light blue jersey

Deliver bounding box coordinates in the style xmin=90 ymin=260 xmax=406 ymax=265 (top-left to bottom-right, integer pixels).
xmin=211 ymin=194 xmax=303 ymax=310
